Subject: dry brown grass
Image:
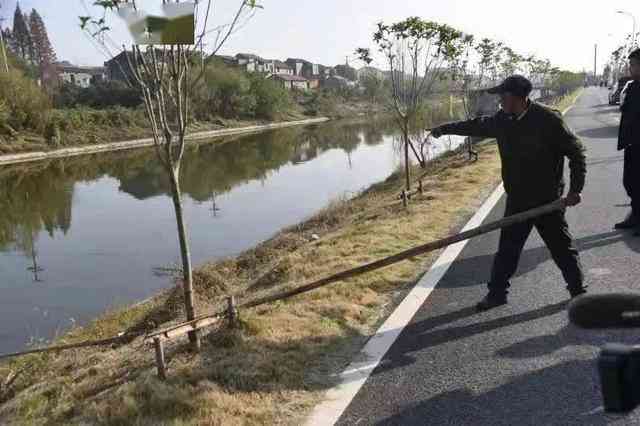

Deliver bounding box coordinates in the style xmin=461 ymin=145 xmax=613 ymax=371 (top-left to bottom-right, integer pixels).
xmin=0 ymin=141 xmax=504 ymax=425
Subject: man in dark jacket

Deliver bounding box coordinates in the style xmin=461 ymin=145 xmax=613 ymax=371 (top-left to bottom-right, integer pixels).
xmin=431 ymin=75 xmax=587 ymax=311
xmin=615 ymin=49 xmax=640 ymax=233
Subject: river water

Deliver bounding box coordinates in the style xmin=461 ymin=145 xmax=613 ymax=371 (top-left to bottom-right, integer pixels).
xmin=0 ymin=119 xmax=466 ymax=353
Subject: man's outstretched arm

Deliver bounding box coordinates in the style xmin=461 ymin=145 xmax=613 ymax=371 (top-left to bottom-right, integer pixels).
xmin=431 ymin=114 xmax=502 ymax=139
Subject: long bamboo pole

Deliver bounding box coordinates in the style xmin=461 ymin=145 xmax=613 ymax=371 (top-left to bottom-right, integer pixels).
xmin=149 ymin=197 xmax=569 ymax=338
xmin=0 ymin=333 xmax=142 ymax=361
xmin=239 ymin=198 xmax=567 ymax=310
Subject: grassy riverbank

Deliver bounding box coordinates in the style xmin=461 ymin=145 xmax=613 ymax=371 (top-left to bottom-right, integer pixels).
xmin=0 ymin=108 xmax=320 ymax=156
xmin=0 ymin=91 xmax=581 ymax=425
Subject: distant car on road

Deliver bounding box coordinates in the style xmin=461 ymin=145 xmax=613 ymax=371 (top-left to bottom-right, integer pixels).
xmin=609 ymin=77 xmax=633 ymax=105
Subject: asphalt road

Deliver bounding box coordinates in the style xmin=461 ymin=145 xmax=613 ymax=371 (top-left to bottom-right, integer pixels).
xmin=337 ymin=87 xmax=640 ymax=426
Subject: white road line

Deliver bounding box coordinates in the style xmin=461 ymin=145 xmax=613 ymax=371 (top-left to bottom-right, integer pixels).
xmin=305 ymin=101 xmax=579 ymax=426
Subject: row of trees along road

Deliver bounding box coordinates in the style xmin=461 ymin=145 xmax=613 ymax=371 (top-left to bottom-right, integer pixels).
xmin=81 ymin=0 xmax=263 ymax=351
xmin=606 ymin=32 xmax=639 ymax=84
xmin=357 ymin=17 xmax=583 ymax=204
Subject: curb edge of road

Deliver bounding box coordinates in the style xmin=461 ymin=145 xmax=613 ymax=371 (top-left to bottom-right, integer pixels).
xmin=304 ymin=97 xmax=582 ymax=426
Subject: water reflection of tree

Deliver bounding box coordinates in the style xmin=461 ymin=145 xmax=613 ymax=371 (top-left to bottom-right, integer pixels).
xmin=0 ymin=153 xmax=141 ymax=257
xmin=0 ymin=120 xmax=398 ymax=258
xmin=0 ymin=164 xmax=74 ymax=254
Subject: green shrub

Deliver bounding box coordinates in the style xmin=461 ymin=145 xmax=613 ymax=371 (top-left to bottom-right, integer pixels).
xmin=191 ymin=63 xmax=292 ymax=120
xmin=44 ymin=119 xmax=61 ymax=147
xmin=303 ymin=91 xmax=338 ymax=117
xmin=45 ymin=107 xmax=148 ymax=144
xmin=549 ymin=71 xmax=585 ymax=96
xmin=53 ymin=81 xmax=143 ymax=109
xmin=249 ymin=76 xmax=291 ymax=120
xmin=0 ymin=69 xmax=50 ymax=131
xmin=192 ymin=64 xmax=250 ymax=120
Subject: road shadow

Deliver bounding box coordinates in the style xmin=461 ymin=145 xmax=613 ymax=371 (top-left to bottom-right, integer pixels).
xmin=593 ymin=107 xmax=621 ymax=115
xmin=497 ymin=322 xmax=640 ymax=360
xmin=440 ymin=230 xmax=630 ymax=289
xmin=371 ymin=302 xmax=569 ymax=376
xmin=586 ymin=155 xmax=623 ymax=167
xmin=577 ymin=126 xmax=618 ymax=139
xmin=374 ymin=359 xmax=634 ymax=426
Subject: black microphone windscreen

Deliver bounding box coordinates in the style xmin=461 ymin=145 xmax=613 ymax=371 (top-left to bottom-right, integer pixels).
xmin=568 ymin=293 xmax=640 ymax=329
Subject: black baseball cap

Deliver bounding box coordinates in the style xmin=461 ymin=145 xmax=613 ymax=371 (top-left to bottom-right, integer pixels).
xmin=487 ymin=75 xmax=533 ymax=97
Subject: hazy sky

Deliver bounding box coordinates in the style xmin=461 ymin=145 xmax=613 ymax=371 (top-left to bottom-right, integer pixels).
xmin=1 ymin=0 xmax=639 ymax=72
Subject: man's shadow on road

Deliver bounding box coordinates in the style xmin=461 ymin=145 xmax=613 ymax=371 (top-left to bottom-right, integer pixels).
xmin=366 ymin=230 xmax=640 ymax=374
xmin=577 ymin=126 xmax=619 ymax=139
xmin=497 ymin=322 xmax=640 ymax=360
xmin=369 ymin=297 xmax=640 ymax=425
xmin=440 ymin=230 xmax=636 ymax=289
xmin=373 ymin=302 xmax=571 ymax=375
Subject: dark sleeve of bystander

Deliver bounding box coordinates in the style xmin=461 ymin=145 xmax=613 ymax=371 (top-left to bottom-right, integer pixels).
xmin=436 ymin=113 xmax=504 ymax=139
xmin=618 ymin=82 xmax=640 ymax=151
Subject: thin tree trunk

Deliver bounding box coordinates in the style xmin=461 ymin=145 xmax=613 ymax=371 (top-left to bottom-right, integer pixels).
xmin=0 ymin=30 xmax=9 ymax=73
xmin=404 ymin=127 xmax=410 ymax=192
xmin=168 ymin=166 xmax=200 ymax=351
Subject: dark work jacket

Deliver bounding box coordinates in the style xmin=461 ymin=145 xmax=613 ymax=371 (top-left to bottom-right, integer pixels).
xmin=439 ymin=101 xmax=587 ymax=209
xmin=619 ymin=80 xmax=640 ymax=151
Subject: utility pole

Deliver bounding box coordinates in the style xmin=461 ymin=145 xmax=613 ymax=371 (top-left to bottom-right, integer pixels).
xmin=594 ymin=44 xmax=597 ymax=84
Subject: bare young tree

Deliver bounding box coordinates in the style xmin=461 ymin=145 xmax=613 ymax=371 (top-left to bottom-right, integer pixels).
xmin=523 ymin=56 xmax=552 ymax=97
xmin=358 ymin=17 xmax=463 ymax=205
xmin=449 ymin=34 xmax=496 ymax=162
xmin=498 ymin=46 xmax=523 ymax=79
xmin=0 ymin=1 xmax=8 ymax=73
xmin=81 ymin=0 xmax=262 ymax=350
xmin=0 ymin=28 xmax=8 ymax=73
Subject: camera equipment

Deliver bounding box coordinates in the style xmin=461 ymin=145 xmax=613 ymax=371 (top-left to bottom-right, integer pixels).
xmin=569 ymin=294 xmax=640 ymax=412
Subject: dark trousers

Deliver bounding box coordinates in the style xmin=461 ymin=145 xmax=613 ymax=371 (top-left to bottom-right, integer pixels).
xmin=623 ymin=145 xmax=640 ymax=216
xmin=488 ymin=198 xmax=584 ymax=297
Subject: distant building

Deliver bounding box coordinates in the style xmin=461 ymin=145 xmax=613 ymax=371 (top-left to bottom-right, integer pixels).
xmin=322 ymin=75 xmax=356 ymax=90
xmin=270 ymin=74 xmax=309 ymax=90
xmin=56 ymin=61 xmax=105 ymax=88
xmin=285 ymin=58 xmax=318 ymax=77
xmin=357 ymin=66 xmax=385 ymax=81
xmin=103 ymin=50 xmax=171 ymax=83
xmin=286 ymin=58 xmax=325 ymax=89
xmin=214 ymin=55 xmax=236 ymax=67
xmin=272 ymin=60 xmax=293 ymax=75
xmin=104 ymin=52 xmax=136 ymax=83
xmin=333 ymin=64 xmax=357 ymax=81
xmin=208 ymin=52 xmax=331 ymax=89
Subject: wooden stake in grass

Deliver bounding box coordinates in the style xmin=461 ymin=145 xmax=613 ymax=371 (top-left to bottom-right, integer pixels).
xmin=153 ymin=337 xmax=167 ymax=380
xmin=227 ymin=296 xmax=238 ymax=327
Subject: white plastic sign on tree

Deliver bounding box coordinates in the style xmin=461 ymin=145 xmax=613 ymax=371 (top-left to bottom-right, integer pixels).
xmin=117 ymin=2 xmax=195 ymax=45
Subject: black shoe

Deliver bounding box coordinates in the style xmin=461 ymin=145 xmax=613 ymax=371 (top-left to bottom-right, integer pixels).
xmin=615 ymin=213 xmax=638 ymax=229
xmin=476 ymin=294 xmax=507 ymax=312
